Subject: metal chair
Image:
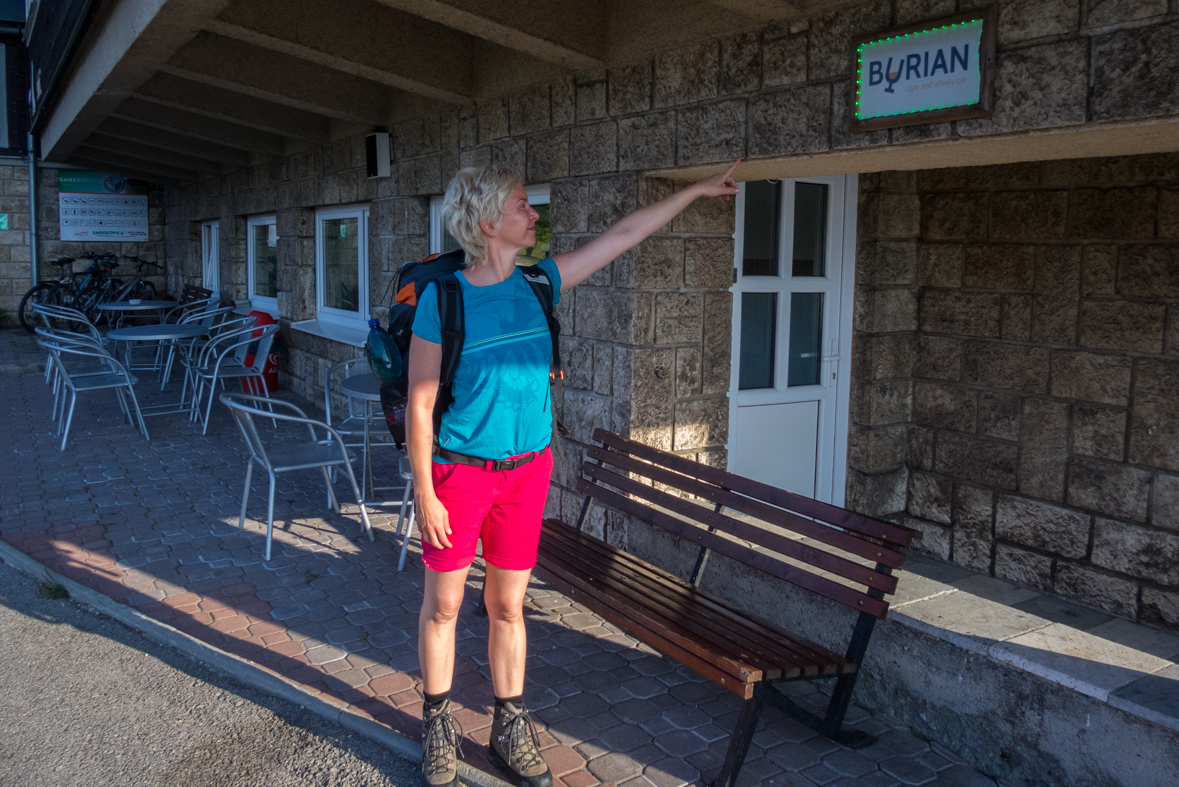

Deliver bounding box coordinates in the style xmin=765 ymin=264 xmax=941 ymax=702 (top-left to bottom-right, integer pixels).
xmin=395 ymin=453 xmax=416 ymax=571
xmin=190 ymin=323 xmax=278 ymax=434
xmin=174 ymin=312 xmax=255 ymax=398
xmin=220 ymin=392 xmax=373 ymax=561
xmin=323 ymin=357 xmax=410 ymax=503
xmin=162 ymin=294 xmax=217 ymax=324
xmin=34 ymin=327 xmax=113 ymax=421
xmin=36 ymin=337 xmax=149 ymax=450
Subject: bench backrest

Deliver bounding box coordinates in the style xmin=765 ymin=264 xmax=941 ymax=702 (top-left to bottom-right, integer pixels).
xmin=577 ymin=429 xmax=914 ymax=620
xmin=179 ymin=283 xmax=214 ymax=304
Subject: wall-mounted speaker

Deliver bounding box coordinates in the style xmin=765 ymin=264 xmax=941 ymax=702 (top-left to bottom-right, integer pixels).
xmin=366 ymin=132 xmax=390 ymax=179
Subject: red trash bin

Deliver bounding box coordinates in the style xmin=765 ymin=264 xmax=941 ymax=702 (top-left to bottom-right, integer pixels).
xmin=242 ymin=311 xmax=281 ymax=393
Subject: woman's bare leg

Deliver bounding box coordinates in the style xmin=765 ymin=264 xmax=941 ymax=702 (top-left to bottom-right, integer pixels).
xmin=483 ymin=564 xmax=533 ymax=698
xmin=419 ymin=565 xmax=471 ymax=694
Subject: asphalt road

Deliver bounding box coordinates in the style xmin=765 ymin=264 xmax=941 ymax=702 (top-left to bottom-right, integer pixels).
xmin=0 ymin=557 xmax=420 ymax=787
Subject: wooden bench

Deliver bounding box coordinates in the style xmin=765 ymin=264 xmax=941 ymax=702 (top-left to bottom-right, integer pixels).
xmin=534 ymin=429 xmax=914 ymax=787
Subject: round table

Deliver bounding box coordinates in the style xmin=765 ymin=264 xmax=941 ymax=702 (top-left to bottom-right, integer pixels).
xmin=341 ymin=373 xmax=384 ymax=501
xmin=96 ymin=300 xmax=177 ymax=328
xmin=108 ymin=324 xmax=207 ymax=390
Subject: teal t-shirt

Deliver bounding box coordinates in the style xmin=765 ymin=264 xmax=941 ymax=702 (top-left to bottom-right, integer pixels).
xmin=411 ymin=258 xmax=561 ymax=461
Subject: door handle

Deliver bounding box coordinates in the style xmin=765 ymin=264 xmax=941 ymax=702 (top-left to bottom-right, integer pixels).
xmin=823 ymin=355 xmax=840 ymax=386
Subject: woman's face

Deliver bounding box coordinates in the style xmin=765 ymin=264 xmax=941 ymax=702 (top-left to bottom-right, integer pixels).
xmin=494 ymin=183 xmax=539 ymax=250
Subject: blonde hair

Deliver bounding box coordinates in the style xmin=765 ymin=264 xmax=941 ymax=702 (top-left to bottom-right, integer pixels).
xmin=441 ymin=166 xmax=522 ymax=264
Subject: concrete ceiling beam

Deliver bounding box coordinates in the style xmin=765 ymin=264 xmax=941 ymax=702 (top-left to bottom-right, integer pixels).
xmin=39 ymin=0 xmax=238 ymax=161
xmin=134 ymin=71 xmax=332 ymax=143
xmin=375 ymin=0 xmax=607 ymax=70
xmin=706 ymin=0 xmax=805 ymax=22
xmin=164 ymin=33 xmax=397 ymax=126
xmin=67 ymin=157 xmax=185 ymax=188
xmin=96 ymin=118 xmax=254 ymax=167
xmin=209 ymin=0 xmax=474 ymax=102
xmin=84 ymin=133 xmax=229 ymax=175
xmin=70 ymin=148 xmax=199 ymax=185
xmin=112 ymin=99 xmax=290 ymax=157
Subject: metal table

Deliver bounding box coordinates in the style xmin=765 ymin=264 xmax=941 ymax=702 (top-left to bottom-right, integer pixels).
xmin=107 ymin=323 xmax=207 ymax=395
xmin=96 ymin=300 xmax=176 ymax=328
xmin=340 ymin=373 xmax=407 ymax=503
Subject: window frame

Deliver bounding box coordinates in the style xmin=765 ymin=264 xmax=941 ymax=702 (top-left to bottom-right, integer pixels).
xmin=314 ymin=203 xmax=370 ymax=329
xmin=428 ymin=184 xmax=551 ymax=256
xmin=245 ymin=214 xmax=278 ymax=313
xmin=200 ymin=220 xmax=220 ymax=295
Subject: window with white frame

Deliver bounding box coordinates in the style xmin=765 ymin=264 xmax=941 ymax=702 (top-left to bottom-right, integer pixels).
xmin=429 ymin=185 xmax=551 ymax=265
xmin=246 ymin=215 xmax=277 ymax=311
xmin=201 ymin=220 xmax=220 ymax=295
xmin=315 ymin=204 xmax=370 ymax=327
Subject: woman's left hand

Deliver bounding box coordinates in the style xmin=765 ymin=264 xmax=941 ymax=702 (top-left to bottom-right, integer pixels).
xmin=691 ymin=159 xmax=742 ymax=201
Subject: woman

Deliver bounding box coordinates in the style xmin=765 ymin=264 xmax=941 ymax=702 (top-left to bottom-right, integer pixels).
xmin=407 ymin=160 xmax=740 ymax=787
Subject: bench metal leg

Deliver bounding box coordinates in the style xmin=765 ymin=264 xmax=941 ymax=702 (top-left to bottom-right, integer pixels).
xmin=711 ymin=682 xmax=766 ymax=787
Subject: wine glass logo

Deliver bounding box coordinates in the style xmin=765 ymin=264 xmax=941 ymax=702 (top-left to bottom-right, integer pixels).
xmin=884 ymin=57 xmax=902 ymax=93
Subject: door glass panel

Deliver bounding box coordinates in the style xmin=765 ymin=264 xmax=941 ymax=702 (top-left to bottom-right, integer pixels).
xmin=742 ymin=180 xmax=780 ymax=277
xmin=739 ymin=292 xmax=777 ymax=390
xmin=792 ymin=182 xmax=828 ymax=277
xmin=787 ymin=292 xmax=823 ymax=387
xmin=250 ymin=223 xmax=277 ymax=298
xmin=322 ymin=217 xmax=360 ymax=312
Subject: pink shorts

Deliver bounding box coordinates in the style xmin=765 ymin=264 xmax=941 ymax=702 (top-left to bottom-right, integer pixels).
xmin=422 ymin=447 xmax=554 ymax=573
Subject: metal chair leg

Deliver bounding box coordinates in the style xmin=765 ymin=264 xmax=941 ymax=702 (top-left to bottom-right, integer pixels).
xmin=239 ymin=460 xmax=254 ymax=529
xmin=340 ymin=462 xmax=374 ymax=542
xmin=60 ymin=392 xmax=78 ymax=451
xmin=321 ymin=467 xmax=340 ymax=513
xmin=396 ymin=476 xmax=413 ymax=536
xmin=397 ymin=502 xmax=415 ymax=572
xmin=265 ymin=469 xmax=277 ymax=561
xmin=123 ymin=384 xmax=150 ymax=441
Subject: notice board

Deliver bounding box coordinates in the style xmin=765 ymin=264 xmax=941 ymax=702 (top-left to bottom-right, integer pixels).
xmin=58 ymin=171 xmax=150 ymax=242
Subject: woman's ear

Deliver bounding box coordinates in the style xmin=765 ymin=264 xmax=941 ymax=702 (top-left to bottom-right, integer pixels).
xmin=478 ymin=219 xmax=498 ymax=238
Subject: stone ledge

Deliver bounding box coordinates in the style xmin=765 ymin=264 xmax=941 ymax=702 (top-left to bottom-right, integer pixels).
xmin=890 ymin=555 xmax=1179 ymax=734
xmin=290 ymin=318 xmax=368 ymax=348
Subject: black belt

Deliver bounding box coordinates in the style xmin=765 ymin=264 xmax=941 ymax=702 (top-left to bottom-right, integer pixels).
xmin=434 ymin=446 xmax=541 ymax=471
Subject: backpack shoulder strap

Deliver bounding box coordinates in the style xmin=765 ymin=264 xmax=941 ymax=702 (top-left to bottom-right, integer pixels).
xmin=520 ymin=266 xmax=561 ymax=377
xmin=433 ymin=274 xmax=464 ymax=437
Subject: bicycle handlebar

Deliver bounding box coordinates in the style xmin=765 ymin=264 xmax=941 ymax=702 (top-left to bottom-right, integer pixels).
xmin=122 ymin=255 xmax=162 ymax=269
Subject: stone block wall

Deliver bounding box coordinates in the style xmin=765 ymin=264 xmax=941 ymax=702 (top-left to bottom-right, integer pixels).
xmin=543 ymin=177 xmax=736 ymax=539
xmin=1 ymin=163 xmax=166 ymax=324
xmin=0 ymin=158 xmax=33 ymax=324
xmin=899 ymin=152 xmax=1179 ymax=629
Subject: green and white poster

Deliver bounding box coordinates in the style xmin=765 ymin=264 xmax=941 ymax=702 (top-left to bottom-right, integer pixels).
xmin=58 ymin=171 xmax=150 ymax=241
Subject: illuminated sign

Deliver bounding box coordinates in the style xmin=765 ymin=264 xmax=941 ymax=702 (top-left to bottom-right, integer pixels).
xmin=851 ymin=6 xmax=996 ymax=133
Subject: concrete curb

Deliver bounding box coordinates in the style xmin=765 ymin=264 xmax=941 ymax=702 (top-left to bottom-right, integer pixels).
xmin=0 ymin=539 xmax=509 ymax=787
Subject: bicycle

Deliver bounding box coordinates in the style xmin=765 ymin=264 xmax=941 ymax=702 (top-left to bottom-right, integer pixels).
xmin=67 ymin=251 xmax=121 ymax=324
xmin=18 ymin=257 xmax=79 ymax=332
xmin=108 ymin=256 xmax=160 ymax=303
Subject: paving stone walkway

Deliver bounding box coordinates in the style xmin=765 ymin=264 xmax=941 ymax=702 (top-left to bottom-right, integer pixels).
xmin=0 ymin=328 xmax=996 ymax=787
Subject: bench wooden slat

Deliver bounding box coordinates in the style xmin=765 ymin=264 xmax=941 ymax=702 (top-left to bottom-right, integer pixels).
xmin=594 ymin=428 xmax=913 ymax=548
xmin=537 ymin=536 xmax=768 ymax=681
xmin=543 ymin=522 xmax=848 ymax=674
xmin=586 ymin=445 xmax=904 ymax=570
xmin=534 ymin=562 xmax=762 ymax=699
xmin=578 ymin=472 xmax=891 ymax=619
xmin=584 ymin=449 xmax=899 ymax=593
xmin=542 ymin=522 xmax=849 ymax=677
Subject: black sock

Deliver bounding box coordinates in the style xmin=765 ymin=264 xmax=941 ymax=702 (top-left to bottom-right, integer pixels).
xmin=424 ymin=690 xmax=450 ymax=708
xmin=494 ymin=694 xmax=524 ymax=708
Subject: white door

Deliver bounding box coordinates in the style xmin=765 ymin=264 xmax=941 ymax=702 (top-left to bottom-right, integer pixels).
xmin=201 ymin=220 xmax=220 ymax=294
xmin=728 ymin=175 xmax=857 ymax=504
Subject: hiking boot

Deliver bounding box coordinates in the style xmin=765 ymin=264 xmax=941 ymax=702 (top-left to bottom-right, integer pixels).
xmin=421 ymin=698 xmax=464 ymax=787
xmin=489 ymin=701 xmax=552 ymax=787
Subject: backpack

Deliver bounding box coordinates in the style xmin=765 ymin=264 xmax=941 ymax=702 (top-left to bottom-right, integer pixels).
xmin=378 ymin=249 xmax=563 ymax=449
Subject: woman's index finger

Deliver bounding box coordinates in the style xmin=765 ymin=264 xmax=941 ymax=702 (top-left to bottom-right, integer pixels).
xmin=723 ymin=159 xmax=742 ymax=177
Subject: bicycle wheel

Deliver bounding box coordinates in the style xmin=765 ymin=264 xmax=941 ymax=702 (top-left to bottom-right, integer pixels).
xmin=132 ymin=280 xmax=156 ymax=301
xmin=72 ymin=284 xmax=104 ymax=328
xmin=17 ymin=283 xmax=53 ymax=332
